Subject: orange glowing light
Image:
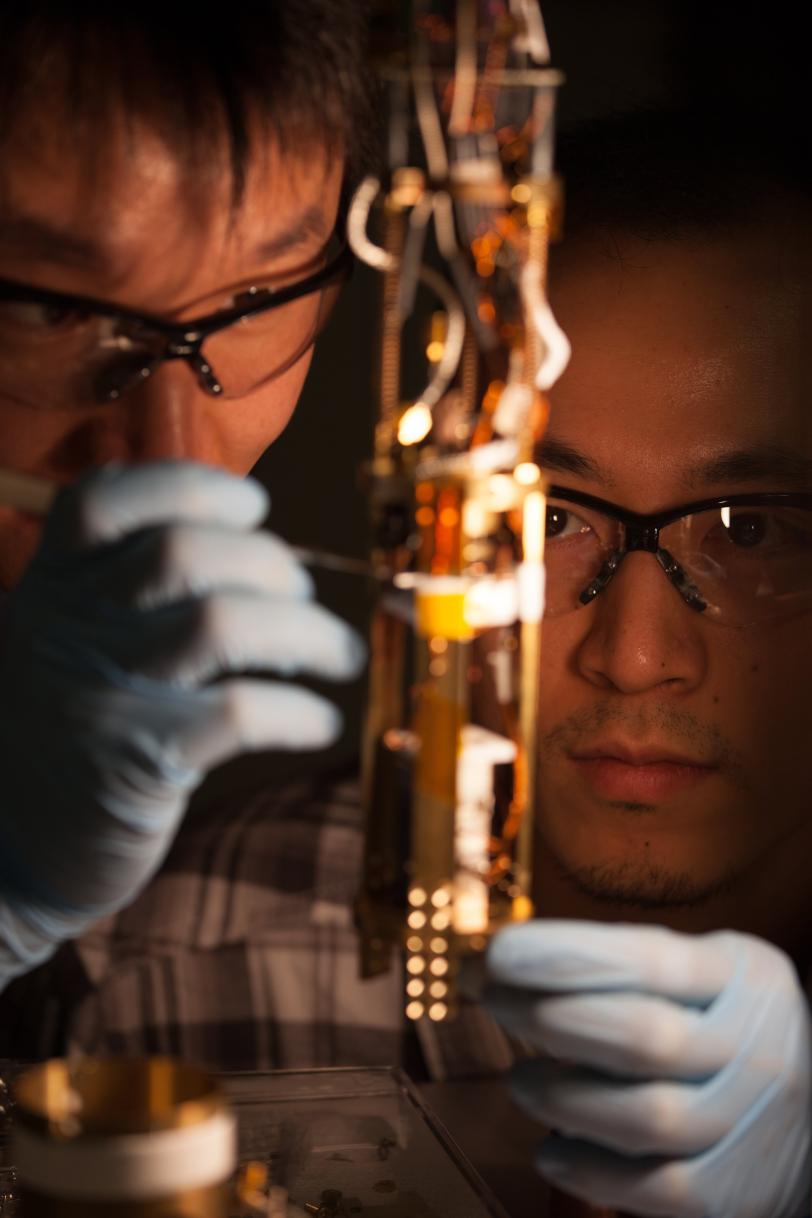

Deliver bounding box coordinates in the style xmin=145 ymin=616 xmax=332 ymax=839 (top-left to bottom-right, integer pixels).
xmin=434 ymin=488 xmax=460 ymax=568
xmin=478 ymin=298 xmax=497 ymax=325
xmin=481 ymin=379 xmax=505 ymax=415
xmin=471 ymin=420 xmax=492 ymax=449
xmin=499 ymin=323 xmax=521 ymax=346
xmin=416 ymin=506 xmax=435 ymax=528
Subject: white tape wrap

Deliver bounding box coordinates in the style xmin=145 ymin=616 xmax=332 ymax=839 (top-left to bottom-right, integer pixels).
xmin=464 ymin=576 xmax=519 ymax=629
xmin=13 ymin=1109 xmax=237 ymax=1201
xmin=518 ymin=561 xmax=546 ymax=622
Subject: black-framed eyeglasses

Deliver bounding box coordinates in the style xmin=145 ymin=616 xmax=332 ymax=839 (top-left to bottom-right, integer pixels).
xmin=544 ymin=484 xmax=812 ymax=627
xmin=0 ymin=236 xmax=353 ymax=410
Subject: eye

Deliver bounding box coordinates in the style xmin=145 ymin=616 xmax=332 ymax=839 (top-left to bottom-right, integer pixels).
xmin=545 ymin=503 xmax=592 ymax=541
xmin=724 ymin=511 xmax=768 ymax=548
xmin=703 ymin=506 xmax=812 ymax=558
xmin=0 ymin=298 xmax=90 ymax=332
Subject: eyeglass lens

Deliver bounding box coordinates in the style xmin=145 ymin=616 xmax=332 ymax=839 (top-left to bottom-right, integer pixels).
xmin=543 ymin=497 xmax=812 ymax=625
xmin=0 ymin=279 xmax=344 ymax=409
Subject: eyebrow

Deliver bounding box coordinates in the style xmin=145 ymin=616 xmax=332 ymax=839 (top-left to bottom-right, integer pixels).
xmin=538 ymin=437 xmax=812 ymax=493
xmin=688 ymin=446 xmax=812 ymax=490
xmin=0 ymin=216 xmax=107 ymax=272
xmin=538 ymin=436 xmax=615 ymax=486
xmin=252 ymin=204 xmax=332 ymax=261
xmin=0 ymin=203 xmax=332 ymax=273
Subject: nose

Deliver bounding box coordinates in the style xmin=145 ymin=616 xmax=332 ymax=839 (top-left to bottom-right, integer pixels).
xmin=44 ymin=359 xmax=228 ymax=478
xmin=574 ymin=550 xmax=708 ymax=695
xmin=122 ymin=359 xmax=226 ymax=464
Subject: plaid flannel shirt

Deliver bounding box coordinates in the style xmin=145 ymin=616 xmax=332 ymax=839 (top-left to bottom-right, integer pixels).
xmin=0 ymin=773 xmax=515 ymax=1081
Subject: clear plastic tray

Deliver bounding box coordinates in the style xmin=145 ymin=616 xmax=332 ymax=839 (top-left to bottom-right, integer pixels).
xmin=223 ymin=1066 xmax=509 ymax=1217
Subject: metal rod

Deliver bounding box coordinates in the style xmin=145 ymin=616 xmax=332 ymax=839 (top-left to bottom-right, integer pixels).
xmin=0 ymin=467 xmax=379 ymax=581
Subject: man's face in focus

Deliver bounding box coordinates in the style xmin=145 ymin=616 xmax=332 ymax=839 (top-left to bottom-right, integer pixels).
xmin=0 ymin=104 xmax=343 ymax=587
xmin=536 ymin=211 xmax=812 ymax=958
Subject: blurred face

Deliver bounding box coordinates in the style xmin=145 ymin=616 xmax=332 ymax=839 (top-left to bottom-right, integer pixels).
xmin=536 ymin=213 xmax=812 ymax=956
xmin=0 ymin=108 xmax=344 ymax=586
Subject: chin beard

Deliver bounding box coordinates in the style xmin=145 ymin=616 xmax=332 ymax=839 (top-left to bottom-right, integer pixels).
xmin=543 ymin=839 xmax=734 ymax=911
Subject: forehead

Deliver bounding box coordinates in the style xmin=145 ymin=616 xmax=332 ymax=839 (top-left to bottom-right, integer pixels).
xmin=546 ymin=216 xmax=812 ymax=497
xmin=0 ymin=107 xmax=341 ymax=301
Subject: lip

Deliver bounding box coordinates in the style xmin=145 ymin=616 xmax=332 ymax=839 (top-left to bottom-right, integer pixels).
xmin=569 ymin=742 xmax=718 ymax=803
xmin=572 ymin=740 xmax=715 ymax=767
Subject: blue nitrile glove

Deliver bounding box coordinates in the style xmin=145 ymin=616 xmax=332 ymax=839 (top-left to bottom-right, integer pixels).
xmin=485 ymin=920 xmax=812 ymax=1218
xmin=0 ymin=461 xmax=365 ymax=986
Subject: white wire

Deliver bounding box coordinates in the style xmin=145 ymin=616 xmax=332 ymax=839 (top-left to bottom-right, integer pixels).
xmin=346 ymin=176 xmax=397 ymax=271
xmin=412 ymin=63 xmax=449 ymax=182
xmin=414 ymin=265 xmax=467 ymax=409
xmin=346 ymin=178 xmax=464 ymax=420
xmin=449 ymin=0 xmax=478 ymax=135
xmin=432 ymin=190 xmax=461 ymax=262
xmin=520 ymin=260 xmax=571 ymax=390
xmin=509 ymin=0 xmax=551 ymax=64
xmin=397 ymin=191 xmax=436 ymax=317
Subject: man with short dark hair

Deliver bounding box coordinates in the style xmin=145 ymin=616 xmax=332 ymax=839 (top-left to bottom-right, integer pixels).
xmin=533 ymin=108 xmax=812 ymax=962
xmin=0 ymin=2 xmax=373 ymax=1013
xmin=481 ymin=108 xmax=812 ymax=1215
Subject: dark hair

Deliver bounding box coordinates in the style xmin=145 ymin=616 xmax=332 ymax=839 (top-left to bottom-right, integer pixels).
xmin=0 ymin=2 xmax=377 ymax=207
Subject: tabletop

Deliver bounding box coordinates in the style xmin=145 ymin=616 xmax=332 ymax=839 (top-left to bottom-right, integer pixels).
xmin=419 ymin=1078 xmax=618 ymax=1218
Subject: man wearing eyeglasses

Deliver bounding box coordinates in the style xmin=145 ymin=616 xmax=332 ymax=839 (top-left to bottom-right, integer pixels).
xmin=0 ymin=9 xmax=372 ymax=1000
xmin=480 ymin=112 xmax=812 ymax=1214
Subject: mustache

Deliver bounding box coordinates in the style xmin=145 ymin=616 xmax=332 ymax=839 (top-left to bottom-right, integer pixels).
xmin=540 ymin=701 xmax=749 ymax=786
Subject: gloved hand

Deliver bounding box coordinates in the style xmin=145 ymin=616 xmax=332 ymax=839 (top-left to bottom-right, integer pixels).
xmin=0 ymin=461 xmax=365 ymax=984
xmin=485 ymin=920 xmax=812 ymax=1218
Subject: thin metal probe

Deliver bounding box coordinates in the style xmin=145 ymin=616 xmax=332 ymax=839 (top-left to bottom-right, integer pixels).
xmin=0 ymin=467 xmax=380 ymax=580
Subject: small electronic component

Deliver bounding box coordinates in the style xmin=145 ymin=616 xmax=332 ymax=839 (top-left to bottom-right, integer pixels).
xmin=352 ymin=0 xmax=568 ymax=1019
